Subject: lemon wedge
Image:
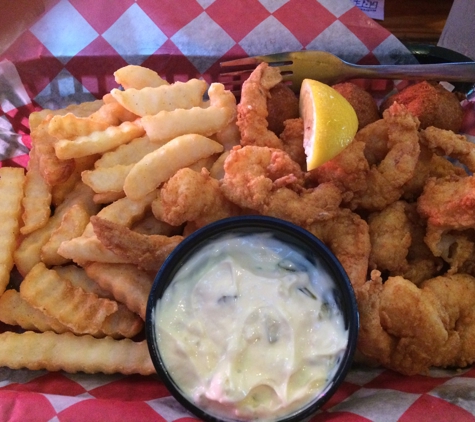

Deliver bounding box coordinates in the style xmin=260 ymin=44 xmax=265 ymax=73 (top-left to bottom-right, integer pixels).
xmin=299 ymin=78 xmax=358 ymax=170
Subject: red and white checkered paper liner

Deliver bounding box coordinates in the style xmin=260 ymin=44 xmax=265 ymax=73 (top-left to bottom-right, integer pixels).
xmin=0 ymin=0 xmax=474 ymax=421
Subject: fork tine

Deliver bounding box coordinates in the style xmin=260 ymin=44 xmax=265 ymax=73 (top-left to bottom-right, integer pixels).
xmin=217 ymin=69 xmax=255 ymax=97
xmin=218 ymin=58 xmax=261 ymax=97
xmin=219 ymin=56 xmax=263 ymax=69
xmin=220 ymin=52 xmax=294 ymax=67
xmin=219 ymin=54 xmax=298 ymax=96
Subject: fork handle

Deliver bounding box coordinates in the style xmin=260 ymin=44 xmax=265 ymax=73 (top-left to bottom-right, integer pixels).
xmin=348 ymin=62 xmax=475 ymax=83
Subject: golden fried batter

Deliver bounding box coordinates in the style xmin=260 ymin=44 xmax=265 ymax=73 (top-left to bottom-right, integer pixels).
xmin=90 ymin=216 xmax=183 ymax=272
xmin=356 ymin=272 xmax=475 ymax=375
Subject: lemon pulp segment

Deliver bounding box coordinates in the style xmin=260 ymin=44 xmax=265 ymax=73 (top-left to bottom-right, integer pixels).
xmin=299 ymin=79 xmax=358 ymax=170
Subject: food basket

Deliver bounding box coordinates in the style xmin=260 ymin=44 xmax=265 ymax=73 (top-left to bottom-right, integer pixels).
xmin=1 ymin=0 xmax=475 ymax=420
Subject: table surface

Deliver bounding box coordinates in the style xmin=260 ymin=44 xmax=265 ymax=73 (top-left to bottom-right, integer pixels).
xmin=378 ymin=0 xmax=454 ymax=44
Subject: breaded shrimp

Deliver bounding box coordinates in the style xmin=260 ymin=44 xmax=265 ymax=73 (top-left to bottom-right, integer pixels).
xmin=153 ymin=167 xmax=241 ymax=228
xmin=237 ymin=62 xmax=284 ymax=149
xmin=349 ymin=103 xmax=421 ymax=211
xmin=368 ymin=201 xmax=412 ymax=273
xmin=306 ymin=138 xmax=369 ymax=204
xmin=221 ymin=145 xmax=342 ymax=227
xmin=420 ymin=126 xmax=475 ymax=173
xmin=355 ymin=118 xmax=389 ymax=166
xmin=418 ymin=176 xmax=470 ymax=227
xmin=398 ymin=202 xmax=444 ymax=285
xmin=357 ymin=272 xmax=475 ymax=374
xmin=307 ymin=208 xmax=370 ymax=288
xmin=421 ymin=273 xmax=475 ymax=369
xmin=355 ymin=273 xmax=455 ymax=375
xmin=416 ymin=175 xmax=475 ymax=275
xmin=237 ymin=63 xmax=305 ymax=166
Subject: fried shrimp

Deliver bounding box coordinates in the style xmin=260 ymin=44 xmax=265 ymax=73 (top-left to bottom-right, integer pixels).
xmin=355 ymin=273 xmax=451 ymax=375
xmin=420 ymin=126 xmax=475 ymax=173
xmin=416 ymin=176 xmax=475 ymax=275
xmin=237 ymin=62 xmax=284 ymax=149
xmin=356 ymin=272 xmax=475 ymax=375
xmin=417 ymin=175 xmax=475 ymax=258
xmin=221 ymin=145 xmax=342 ymax=226
xmin=306 ymin=138 xmax=369 ymax=204
xmin=236 ymin=62 xmax=306 ymax=166
xmin=421 ymin=274 xmax=475 ymax=369
xmin=399 ymin=202 xmax=444 ymax=285
xmin=355 ymin=119 xmax=389 ymax=166
xmin=153 ymin=167 xmax=241 ymax=229
xmin=349 ymin=103 xmax=421 ymax=211
xmin=310 ymin=103 xmax=420 ymax=210
xmin=368 ymin=201 xmax=412 ymax=273
xmin=307 ymin=208 xmax=370 ymax=288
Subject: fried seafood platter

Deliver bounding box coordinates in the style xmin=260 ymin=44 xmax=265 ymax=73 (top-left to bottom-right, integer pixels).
xmin=0 ymin=62 xmax=473 ymax=378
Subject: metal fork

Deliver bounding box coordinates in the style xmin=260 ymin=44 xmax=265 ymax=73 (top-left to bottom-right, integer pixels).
xmin=219 ymin=50 xmax=475 ymax=95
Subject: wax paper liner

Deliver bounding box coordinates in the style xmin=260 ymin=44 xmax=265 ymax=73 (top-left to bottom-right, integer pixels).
xmin=0 ymin=0 xmax=475 ymax=421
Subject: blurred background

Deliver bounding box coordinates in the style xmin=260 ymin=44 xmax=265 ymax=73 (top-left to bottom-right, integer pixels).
xmin=0 ymin=0 xmax=460 ymax=55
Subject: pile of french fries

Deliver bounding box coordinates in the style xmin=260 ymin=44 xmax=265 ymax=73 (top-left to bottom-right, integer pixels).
xmin=0 ymin=65 xmax=238 ymax=375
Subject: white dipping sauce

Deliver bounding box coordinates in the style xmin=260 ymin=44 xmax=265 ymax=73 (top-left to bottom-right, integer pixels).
xmin=155 ymin=233 xmax=348 ymax=421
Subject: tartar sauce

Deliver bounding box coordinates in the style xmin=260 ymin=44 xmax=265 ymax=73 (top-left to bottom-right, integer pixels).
xmin=155 ymin=233 xmax=348 ymax=421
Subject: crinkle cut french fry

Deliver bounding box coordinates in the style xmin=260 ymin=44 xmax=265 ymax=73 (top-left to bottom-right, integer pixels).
xmin=58 ymin=192 xmax=157 ymax=265
xmin=101 ymin=303 xmax=144 ymax=339
xmin=28 ymin=100 xmax=104 ymax=131
xmin=0 ymin=331 xmax=155 ymax=375
xmin=20 ymin=263 xmax=118 ymax=335
xmin=0 ymin=290 xmax=69 ymax=334
xmin=49 ymin=265 xmax=142 ymax=339
xmin=53 ymin=265 xmax=115 ymax=300
xmin=123 ymin=134 xmax=224 ymax=200
xmin=0 ymin=278 xmax=140 ymax=340
xmin=58 ymin=235 xmax=135 ymax=267
xmin=114 ymin=65 xmax=169 ymax=89
xmin=209 ymin=151 xmax=230 ymax=180
xmin=187 ymin=154 xmax=219 ymax=173
xmin=32 ymin=118 xmax=76 ymax=186
xmin=141 ymin=105 xmax=233 ymax=143
xmin=85 ymin=263 xmax=154 ymax=320
xmin=131 ymin=211 xmax=182 ymax=236
xmin=141 ymin=82 xmax=236 ymax=143
xmin=0 ymin=167 xmax=25 ymax=295
xmin=215 ymin=117 xmax=241 ymax=150
xmin=81 ymin=191 xmax=158 ymax=238
xmin=14 ymin=181 xmax=99 ymax=276
xmin=20 ymin=146 xmax=52 ymax=235
xmin=82 ymin=164 xmax=133 ymax=193
xmin=110 ymin=78 xmax=208 ymax=117
xmin=93 ymin=136 xmax=160 ymax=168
xmin=48 ymin=113 xmax=110 ymax=139
xmin=51 ymin=155 xmax=98 ymax=207
xmin=40 ymin=204 xmax=91 ymax=266
xmin=54 ymin=120 xmax=145 ymax=159
xmin=93 ymin=190 xmax=126 ymax=204
xmin=89 ymin=96 xmax=139 ymax=126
